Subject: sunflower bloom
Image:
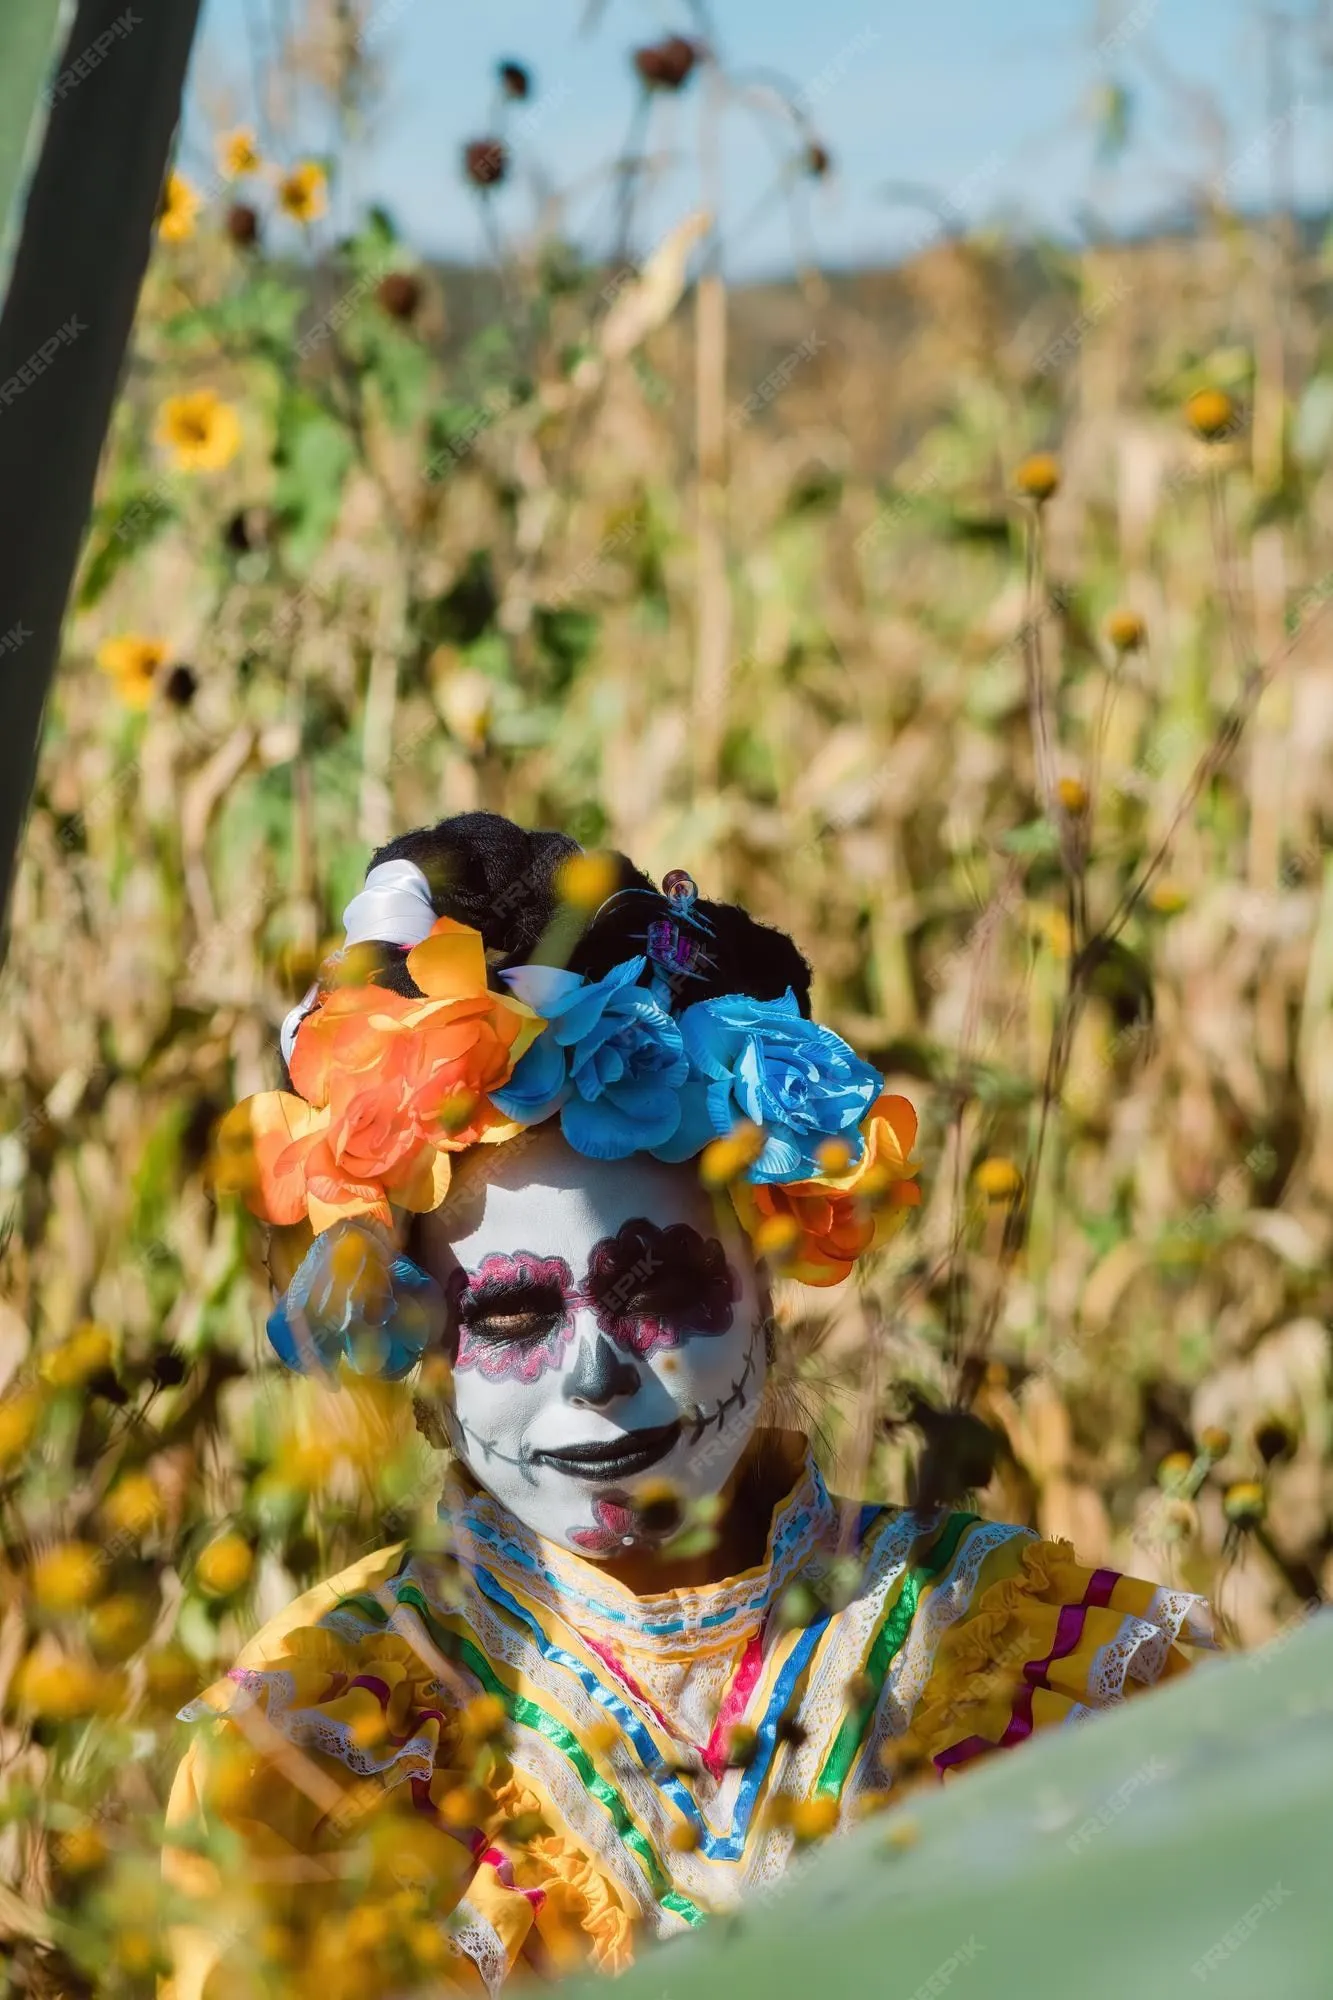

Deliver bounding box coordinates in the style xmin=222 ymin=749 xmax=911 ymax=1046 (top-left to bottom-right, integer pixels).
xmin=278 ymin=161 xmax=328 ymax=224
xmin=158 ymin=171 xmax=200 ymax=244
xmin=96 ymin=634 xmax=167 ymax=709
xmin=218 ymin=126 xmax=261 ymax=179
xmin=157 ymin=388 xmax=242 ymax=473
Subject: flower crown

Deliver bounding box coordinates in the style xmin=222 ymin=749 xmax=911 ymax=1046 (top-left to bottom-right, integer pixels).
xmin=218 ymin=860 xmax=920 ymax=1380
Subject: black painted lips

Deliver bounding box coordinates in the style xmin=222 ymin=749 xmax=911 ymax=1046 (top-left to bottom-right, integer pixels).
xmin=535 ymin=1421 xmax=681 ymax=1482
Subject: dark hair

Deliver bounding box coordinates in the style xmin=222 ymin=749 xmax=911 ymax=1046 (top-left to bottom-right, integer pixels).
xmin=330 ymin=809 xmax=812 ymax=1013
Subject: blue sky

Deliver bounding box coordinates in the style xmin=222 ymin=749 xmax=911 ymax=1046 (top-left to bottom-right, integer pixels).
xmin=183 ymin=1 xmax=1331 ymax=275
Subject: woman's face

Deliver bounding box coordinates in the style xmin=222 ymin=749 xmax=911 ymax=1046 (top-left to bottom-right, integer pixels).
xmin=415 ymin=1126 xmax=768 ymax=1556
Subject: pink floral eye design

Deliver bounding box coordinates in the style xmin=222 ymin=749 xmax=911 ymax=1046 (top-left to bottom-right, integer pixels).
xmin=449 ymin=1252 xmax=576 ymax=1382
xmin=585 ymin=1219 xmax=738 ymax=1358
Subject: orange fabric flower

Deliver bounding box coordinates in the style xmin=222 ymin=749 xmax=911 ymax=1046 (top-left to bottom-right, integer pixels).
xmin=731 ymin=1092 xmax=921 ymax=1285
xmin=217 ymin=919 xmax=542 ymax=1233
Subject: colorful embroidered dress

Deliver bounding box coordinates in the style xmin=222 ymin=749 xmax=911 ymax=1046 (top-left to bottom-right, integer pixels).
xmin=165 ymin=1438 xmax=1213 ymax=1995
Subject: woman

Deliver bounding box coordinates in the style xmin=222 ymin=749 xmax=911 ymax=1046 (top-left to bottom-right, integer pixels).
xmin=164 ymin=813 xmax=1213 ymax=1997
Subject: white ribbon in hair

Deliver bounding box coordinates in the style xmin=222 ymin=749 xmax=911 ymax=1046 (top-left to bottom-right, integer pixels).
xmin=278 ymin=858 xmax=438 ymax=1068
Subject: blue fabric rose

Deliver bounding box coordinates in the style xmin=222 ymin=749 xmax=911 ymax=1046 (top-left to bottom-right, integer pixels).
xmin=679 ymin=988 xmax=883 ymax=1182
xmin=494 ymin=958 xmax=690 ymax=1160
xmin=267 ymin=1218 xmax=444 ymax=1382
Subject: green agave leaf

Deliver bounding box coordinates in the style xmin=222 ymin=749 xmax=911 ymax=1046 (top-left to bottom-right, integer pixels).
xmin=575 ymin=1616 xmax=1333 ymax=2000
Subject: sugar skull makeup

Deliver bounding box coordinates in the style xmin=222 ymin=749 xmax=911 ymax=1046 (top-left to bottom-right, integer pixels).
xmin=415 ymin=1124 xmax=768 ymax=1557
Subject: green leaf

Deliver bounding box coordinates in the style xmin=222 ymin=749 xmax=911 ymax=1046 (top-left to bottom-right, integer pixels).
xmin=272 ymin=392 xmax=354 ymax=573
xmin=533 ymin=606 xmax=600 ymax=694
xmin=163 ymin=275 xmax=302 ymax=355
xmin=570 ymin=1615 xmax=1333 ymax=2000
xmin=998 ymin=818 xmax=1060 ymax=859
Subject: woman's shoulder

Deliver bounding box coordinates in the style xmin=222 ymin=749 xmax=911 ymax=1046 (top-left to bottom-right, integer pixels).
xmin=861 ymin=1507 xmax=1218 ymax=1780
xmin=227 ymin=1539 xmax=411 ymax=1672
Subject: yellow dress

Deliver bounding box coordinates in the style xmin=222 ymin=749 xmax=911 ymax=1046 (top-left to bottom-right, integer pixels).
xmin=163 ymin=1442 xmax=1213 ymax=1995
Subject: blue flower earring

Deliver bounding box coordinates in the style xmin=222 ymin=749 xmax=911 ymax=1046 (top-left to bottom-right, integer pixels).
xmin=266 ymin=1217 xmax=446 ymax=1382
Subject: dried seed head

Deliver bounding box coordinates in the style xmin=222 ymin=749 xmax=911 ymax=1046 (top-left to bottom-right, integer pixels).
xmin=225 ymin=202 xmax=260 ymax=248
xmin=805 ymin=141 xmax=832 ymax=178
xmin=633 ymin=35 xmax=702 ymax=91
xmin=498 ymin=60 xmax=531 ymax=100
xmin=463 ymin=138 xmax=508 ymax=188
xmin=1254 ymin=1415 xmax=1297 ymax=1466
xmin=377 ymin=271 xmax=423 ymax=321
xmin=163 ymin=663 xmax=198 ymax=707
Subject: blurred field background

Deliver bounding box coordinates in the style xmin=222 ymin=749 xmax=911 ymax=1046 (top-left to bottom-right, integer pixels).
xmin=4 ymin=0 xmax=1333 ymax=1987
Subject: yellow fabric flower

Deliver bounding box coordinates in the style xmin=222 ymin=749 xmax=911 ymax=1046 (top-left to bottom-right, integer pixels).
xmin=157 ymin=389 xmax=242 ymax=473
xmin=96 ymin=634 xmax=167 ymax=708
xmin=278 ymin=161 xmax=328 ymax=224
xmin=218 ymin=126 xmax=261 ymax=179
xmin=158 ymin=171 xmax=201 ymax=243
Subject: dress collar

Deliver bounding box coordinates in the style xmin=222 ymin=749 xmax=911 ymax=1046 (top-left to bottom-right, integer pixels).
xmin=441 ymin=1432 xmax=838 ymax=1657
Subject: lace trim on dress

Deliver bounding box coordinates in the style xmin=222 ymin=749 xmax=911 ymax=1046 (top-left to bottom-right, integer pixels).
xmin=450 ymin=1905 xmax=511 ymax=1998
xmin=1087 ymin=1584 xmax=1213 ymax=1706
xmin=857 ymin=1519 xmax=1027 ymax=1788
xmin=184 ymin=1663 xmax=443 ymax=1785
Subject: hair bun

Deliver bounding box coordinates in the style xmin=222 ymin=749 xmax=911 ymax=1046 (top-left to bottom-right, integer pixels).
xmin=370 ymin=812 xmax=581 ymax=963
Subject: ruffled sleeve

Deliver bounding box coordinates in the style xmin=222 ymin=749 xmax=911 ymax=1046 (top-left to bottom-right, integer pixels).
xmin=903 ymin=1532 xmax=1216 ymax=1779
xmin=162 ymin=1549 xmax=638 ymax=1998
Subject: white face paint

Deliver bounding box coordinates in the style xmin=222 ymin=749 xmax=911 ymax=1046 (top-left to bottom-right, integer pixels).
xmin=415 ymin=1125 xmax=767 ymax=1557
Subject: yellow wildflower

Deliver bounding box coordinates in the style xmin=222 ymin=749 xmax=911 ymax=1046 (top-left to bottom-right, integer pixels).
xmin=0 ymin=1388 xmax=42 ymax=1465
xmin=41 ymin=1322 xmax=114 ymax=1389
xmin=13 ymin=1645 xmax=108 ymax=1720
xmin=1105 ymin=608 xmax=1145 ymax=652
xmin=461 ymin=1692 xmax=508 ymax=1743
xmin=157 ymin=388 xmax=242 ymax=473
xmin=751 ymin=1212 xmax=800 ymax=1261
xmin=32 ymin=1541 xmax=105 ymax=1613
xmin=218 ymin=126 xmax=261 ymax=179
xmin=790 ymin=1796 xmax=839 ymax=1843
xmin=89 ymin=1593 xmax=156 ymax=1660
xmin=700 ymin=1120 xmax=765 ymax=1190
xmin=1056 ymin=776 xmax=1088 ymax=815
xmin=158 ymin=171 xmax=200 ymax=243
xmin=973 ymin=1156 xmax=1022 ymax=1201
xmin=1224 ymin=1480 xmax=1266 ymax=1526
xmin=1013 ymin=452 xmax=1060 ymax=502
xmin=556 ymin=851 xmax=619 ymax=914
xmin=278 ymin=160 xmax=328 ymax=223
xmin=195 ymin=1532 xmax=253 ymax=1597
xmin=56 ymin=1823 xmax=108 ymax=1874
xmin=103 ymin=1471 xmax=164 ymax=1536
xmin=1185 ymin=388 xmax=1237 ymax=442
xmin=96 ymin=633 xmax=167 ymax=709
